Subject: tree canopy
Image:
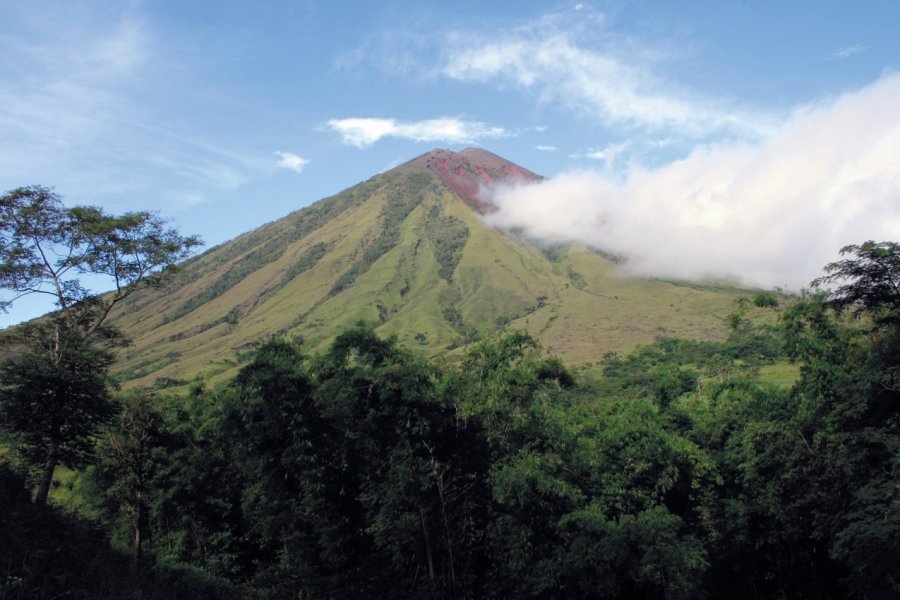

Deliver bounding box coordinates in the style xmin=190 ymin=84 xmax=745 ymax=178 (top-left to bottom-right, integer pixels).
xmin=814 ymin=240 xmax=900 ymax=323
xmin=2 ymin=240 xmax=899 ymax=599
xmin=0 ymin=185 xmax=201 ymax=337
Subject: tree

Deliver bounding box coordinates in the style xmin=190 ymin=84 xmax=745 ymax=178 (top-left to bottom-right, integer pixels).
xmin=0 ymin=185 xmax=201 ymax=338
xmin=218 ymin=327 xmax=495 ymax=597
xmin=0 ymin=185 xmax=201 ymax=505
xmin=219 ymin=337 xmax=329 ymax=591
xmin=814 ymin=240 xmax=900 ymax=323
xmin=751 ymin=245 xmax=900 ymax=598
xmin=0 ymin=327 xmax=115 ymax=505
xmin=90 ymin=391 xmax=172 ymax=566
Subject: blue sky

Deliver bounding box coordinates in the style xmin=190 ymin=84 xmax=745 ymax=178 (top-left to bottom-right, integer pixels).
xmin=2 ymin=0 xmax=899 ymax=324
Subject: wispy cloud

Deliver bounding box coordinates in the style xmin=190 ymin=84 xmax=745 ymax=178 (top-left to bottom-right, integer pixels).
xmin=0 ymin=3 xmax=261 ymax=207
xmin=327 ymin=117 xmax=511 ymax=148
xmin=535 ymin=145 xmax=557 ymax=152
xmin=441 ymin=17 xmax=774 ymax=139
xmin=274 ymin=151 xmax=310 ymax=173
xmin=833 ymin=44 xmax=866 ymax=60
xmin=0 ymin=11 xmax=150 ymax=165
xmin=483 ymin=74 xmax=900 ymax=290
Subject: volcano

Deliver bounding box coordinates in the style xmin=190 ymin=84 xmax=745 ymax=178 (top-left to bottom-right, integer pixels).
xmin=109 ymin=148 xmax=748 ymax=387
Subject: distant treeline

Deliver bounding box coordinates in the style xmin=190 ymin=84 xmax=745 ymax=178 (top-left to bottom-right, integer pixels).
xmin=2 ymin=243 xmax=900 ymax=599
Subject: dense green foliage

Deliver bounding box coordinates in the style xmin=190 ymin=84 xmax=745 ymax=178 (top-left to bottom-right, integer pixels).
xmin=2 ymin=242 xmax=899 ymax=599
xmin=813 ymin=240 xmax=900 ymax=321
xmin=0 ymin=458 xmax=252 ymax=599
xmin=0 ymin=327 xmax=116 ymax=505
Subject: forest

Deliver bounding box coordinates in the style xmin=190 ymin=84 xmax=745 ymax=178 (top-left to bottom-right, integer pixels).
xmin=1 ymin=195 xmax=898 ymax=599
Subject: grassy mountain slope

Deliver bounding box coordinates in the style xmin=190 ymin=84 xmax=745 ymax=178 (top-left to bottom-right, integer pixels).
xmin=110 ymin=149 xmax=753 ymax=387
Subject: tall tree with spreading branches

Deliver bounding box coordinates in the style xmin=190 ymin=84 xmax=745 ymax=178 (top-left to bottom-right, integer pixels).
xmin=0 ymin=185 xmax=201 ymax=337
xmin=814 ymin=240 xmax=900 ymax=323
xmin=0 ymin=185 xmax=201 ymax=504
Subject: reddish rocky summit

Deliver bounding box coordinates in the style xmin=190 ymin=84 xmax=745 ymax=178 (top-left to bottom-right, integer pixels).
xmin=405 ymin=148 xmax=542 ymax=212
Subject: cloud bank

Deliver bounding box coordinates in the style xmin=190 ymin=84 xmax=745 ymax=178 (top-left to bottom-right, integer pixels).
xmin=327 ymin=117 xmax=509 ymax=148
xmin=484 ymin=74 xmax=900 ymax=290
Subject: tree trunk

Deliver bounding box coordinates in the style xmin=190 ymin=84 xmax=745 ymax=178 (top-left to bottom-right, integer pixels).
xmin=133 ymin=487 xmax=147 ymax=567
xmin=420 ymin=507 xmax=435 ymax=581
xmin=34 ymin=444 xmax=58 ymax=506
xmin=133 ymin=518 xmax=143 ymax=566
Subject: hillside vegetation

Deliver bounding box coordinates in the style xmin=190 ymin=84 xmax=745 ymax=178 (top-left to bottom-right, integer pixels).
xmin=3 ymin=248 xmax=899 ymax=599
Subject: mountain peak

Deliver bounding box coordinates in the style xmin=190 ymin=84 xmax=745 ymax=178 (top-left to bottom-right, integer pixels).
xmin=402 ymin=148 xmax=542 ymax=211
xmin=106 ymin=145 xmax=744 ymax=388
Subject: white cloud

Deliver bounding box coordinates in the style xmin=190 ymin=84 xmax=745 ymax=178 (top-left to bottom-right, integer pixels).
xmin=535 ymin=145 xmax=558 ymax=152
xmin=833 ymin=44 xmax=866 ymax=60
xmin=581 ymin=141 xmax=630 ymax=164
xmin=441 ymin=20 xmax=774 ymax=139
xmin=483 ymin=74 xmax=900 ymax=290
xmin=327 ymin=117 xmax=510 ymax=148
xmin=274 ymin=151 xmax=310 ymax=173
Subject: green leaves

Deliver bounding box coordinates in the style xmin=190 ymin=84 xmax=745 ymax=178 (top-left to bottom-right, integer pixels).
xmin=558 ymin=506 xmax=707 ymax=600
xmin=815 ymin=240 xmax=900 ymax=323
xmin=0 ymin=326 xmax=116 ymax=505
xmin=0 ymin=185 xmax=201 ymax=336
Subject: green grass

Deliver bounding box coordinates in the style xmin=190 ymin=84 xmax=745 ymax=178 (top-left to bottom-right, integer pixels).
xmin=48 ymin=466 xmax=97 ymax=516
xmin=758 ymin=362 xmax=801 ymax=387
